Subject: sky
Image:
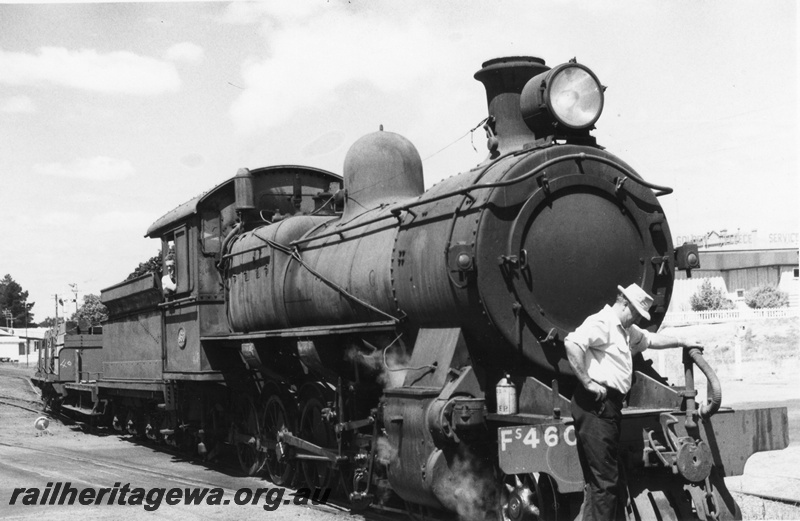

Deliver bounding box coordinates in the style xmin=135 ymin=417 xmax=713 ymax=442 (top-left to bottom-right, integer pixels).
xmin=0 ymin=0 xmax=797 ymax=323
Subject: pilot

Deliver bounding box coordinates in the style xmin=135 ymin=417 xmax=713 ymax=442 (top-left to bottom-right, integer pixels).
xmin=162 ymin=258 xmax=177 ymax=297
xmin=564 ymin=283 xmax=703 ymax=521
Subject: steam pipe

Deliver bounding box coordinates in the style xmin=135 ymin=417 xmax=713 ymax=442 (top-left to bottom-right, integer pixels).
xmin=689 ymin=347 xmax=722 ymax=418
xmin=219 ymin=221 xmax=243 ymax=261
xmin=683 ymin=347 xmax=722 ymax=430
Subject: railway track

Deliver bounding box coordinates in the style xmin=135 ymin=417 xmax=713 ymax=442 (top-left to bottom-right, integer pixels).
xmin=0 ymin=394 xmax=47 ymax=415
xmin=0 ymin=387 xmax=401 ymax=520
xmin=0 ymin=435 xmax=405 ymax=521
xmin=0 ymin=439 xmax=352 ymax=513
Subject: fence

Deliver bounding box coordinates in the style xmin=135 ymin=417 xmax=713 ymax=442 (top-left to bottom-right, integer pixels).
xmin=662 ymin=306 xmax=799 ymax=327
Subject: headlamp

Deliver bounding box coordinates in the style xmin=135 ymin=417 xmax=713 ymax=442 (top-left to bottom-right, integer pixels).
xmin=520 ymin=62 xmax=604 ymax=135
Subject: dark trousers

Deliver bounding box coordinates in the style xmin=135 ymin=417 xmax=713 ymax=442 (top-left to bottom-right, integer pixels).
xmin=572 ymin=385 xmax=627 ymax=521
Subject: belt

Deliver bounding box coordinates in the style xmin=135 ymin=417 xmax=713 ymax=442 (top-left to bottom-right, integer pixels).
xmin=604 ymin=386 xmax=625 ymax=404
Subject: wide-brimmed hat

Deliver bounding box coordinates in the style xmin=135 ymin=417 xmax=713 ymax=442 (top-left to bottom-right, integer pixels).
xmin=617 ymin=283 xmax=653 ymax=320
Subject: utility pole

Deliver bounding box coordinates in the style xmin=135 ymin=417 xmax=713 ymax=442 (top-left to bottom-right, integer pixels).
xmin=54 ymin=294 xmax=59 ymax=329
xmin=69 ymin=283 xmax=79 ymax=315
xmin=24 ymin=300 xmax=28 ymax=367
xmin=1 ymin=309 xmax=11 ymax=330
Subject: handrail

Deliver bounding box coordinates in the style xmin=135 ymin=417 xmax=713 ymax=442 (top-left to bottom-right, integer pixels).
xmin=158 ymin=295 xmax=197 ymax=309
xmin=682 ymin=347 xmax=722 ymax=430
xmin=688 ymin=348 xmax=722 ymax=419
xmin=291 ymin=152 xmax=672 ymax=247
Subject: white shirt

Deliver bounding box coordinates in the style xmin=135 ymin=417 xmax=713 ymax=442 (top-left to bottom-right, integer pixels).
xmin=162 ymin=274 xmax=176 ymax=293
xmin=564 ymin=305 xmax=652 ymax=394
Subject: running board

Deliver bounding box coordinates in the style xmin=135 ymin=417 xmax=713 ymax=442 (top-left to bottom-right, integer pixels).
xmin=201 ymin=320 xmax=397 ymax=341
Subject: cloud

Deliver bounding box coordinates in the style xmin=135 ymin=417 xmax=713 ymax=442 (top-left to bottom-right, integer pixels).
xmin=180 ymin=153 xmax=205 ymax=168
xmin=39 ymin=210 xmax=150 ymax=233
xmin=301 ymin=130 xmax=346 ymax=157
xmin=0 ymin=95 xmax=36 ymax=113
xmin=40 ymin=212 xmax=81 ymax=227
xmin=33 ymin=156 xmax=136 ymax=181
xmin=0 ymin=47 xmax=180 ymax=95
xmin=146 ymin=16 xmax=174 ymax=28
xmin=90 ymin=211 xmax=153 ymax=232
xmin=219 ymin=2 xmax=271 ymax=25
xmin=219 ymin=3 xmax=318 ymax=25
xmin=164 ymin=42 xmax=205 ymax=63
xmin=229 ymin=10 xmax=443 ymax=135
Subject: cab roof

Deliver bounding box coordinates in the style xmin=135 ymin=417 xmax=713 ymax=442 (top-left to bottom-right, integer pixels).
xmin=145 ymin=165 xmax=341 ymax=238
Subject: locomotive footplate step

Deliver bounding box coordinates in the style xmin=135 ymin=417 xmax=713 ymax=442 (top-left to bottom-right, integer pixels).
xmin=64 ymin=382 xmax=98 ymax=391
xmin=60 ymin=403 xmax=103 ymax=416
xmin=487 ymin=412 xmax=559 ymax=425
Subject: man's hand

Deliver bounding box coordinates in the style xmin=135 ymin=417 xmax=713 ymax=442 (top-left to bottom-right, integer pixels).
xmin=683 ymin=339 xmax=704 ymax=352
xmin=585 ymin=380 xmax=607 ymax=401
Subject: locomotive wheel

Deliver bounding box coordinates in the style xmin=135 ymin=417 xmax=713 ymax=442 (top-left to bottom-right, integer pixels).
xmin=262 ymin=394 xmax=298 ymax=486
xmin=628 ymin=475 xmax=696 ymax=521
xmin=178 ymin=425 xmax=197 ymax=456
xmin=198 ymin=402 xmax=224 ymax=461
xmin=144 ymin=413 xmax=163 ymax=443
xmin=630 ymin=489 xmax=683 ymax=521
xmin=42 ymin=390 xmax=62 ymax=413
xmin=125 ymin=409 xmax=144 ymax=437
xmin=337 ymin=459 xmax=356 ymax=502
xmin=405 ymin=501 xmax=437 ymax=521
xmin=498 ymin=472 xmax=542 ymax=521
xmin=299 ymin=395 xmax=337 ymax=490
xmin=233 ymin=396 xmax=267 ymax=476
xmin=535 ymin=473 xmax=573 ymax=521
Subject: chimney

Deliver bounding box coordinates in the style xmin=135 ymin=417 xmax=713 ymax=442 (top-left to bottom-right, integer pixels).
xmin=474 ymin=56 xmax=550 ymax=155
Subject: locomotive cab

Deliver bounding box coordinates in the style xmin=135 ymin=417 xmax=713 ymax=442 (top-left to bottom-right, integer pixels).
xmin=135 ymin=166 xmax=343 ymax=375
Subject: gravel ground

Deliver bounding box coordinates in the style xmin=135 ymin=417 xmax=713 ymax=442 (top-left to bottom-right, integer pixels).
xmin=0 ymin=364 xmax=364 ymax=521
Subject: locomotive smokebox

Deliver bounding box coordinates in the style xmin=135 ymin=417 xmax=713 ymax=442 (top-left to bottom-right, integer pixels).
xmin=474 ymin=56 xmax=550 ymax=154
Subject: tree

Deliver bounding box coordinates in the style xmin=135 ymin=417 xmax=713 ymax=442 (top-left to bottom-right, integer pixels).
xmin=38 ymin=317 xmax=58 ymax=328
xmin=690 ymin=279 xmax=735 ymax=311
xmin=70 ymin=294 xmax=108 ymax=327
xmin=744 ymin=285 xmax=789 ymax=309
xmin=127 ymin=252 xmax=162 ymax=281
xmin=0 ymin=274 xmax=35 ymax=327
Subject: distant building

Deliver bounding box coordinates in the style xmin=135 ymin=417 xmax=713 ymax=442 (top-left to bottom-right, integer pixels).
xmin=671 ymin=229 xmax=799 ymax=310
xmin=0 ymin=329 xmax=22 ymax=363
xmin=0 ymin=326 xmax=48 ymax=365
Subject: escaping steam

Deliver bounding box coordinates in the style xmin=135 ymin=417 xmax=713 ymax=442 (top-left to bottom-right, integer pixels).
xmin=375 ymin=435 xmax=398 ymax=466
xmin=435 ymin=445 xmax=498 ymax=521
xmin=344 ymin=334 xmax=409 ymax=389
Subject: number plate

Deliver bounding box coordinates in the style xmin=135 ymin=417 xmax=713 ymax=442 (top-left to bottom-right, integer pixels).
xmin=497 ymin=422 xmax=583 ymax=491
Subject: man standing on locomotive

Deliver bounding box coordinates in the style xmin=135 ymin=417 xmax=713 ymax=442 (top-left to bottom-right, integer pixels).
xmin=564 ymin=283 xmax=703 ymax=521
xmin=162 ymin=257 xmax=177 ymax=297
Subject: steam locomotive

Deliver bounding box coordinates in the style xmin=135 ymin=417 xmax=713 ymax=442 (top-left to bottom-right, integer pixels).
xmin=34 ymin=56 xmax=788 ymax=520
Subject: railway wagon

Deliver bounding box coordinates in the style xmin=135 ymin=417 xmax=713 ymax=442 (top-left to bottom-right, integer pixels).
xmin=33 ymin=321 xmax=103 ymax=415
xmin=36 ymin=56 xmax=788 ymax=520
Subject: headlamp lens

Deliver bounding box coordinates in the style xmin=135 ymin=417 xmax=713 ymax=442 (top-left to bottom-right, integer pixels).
xmin=549 ymin=66 xmax=603 ymax=128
